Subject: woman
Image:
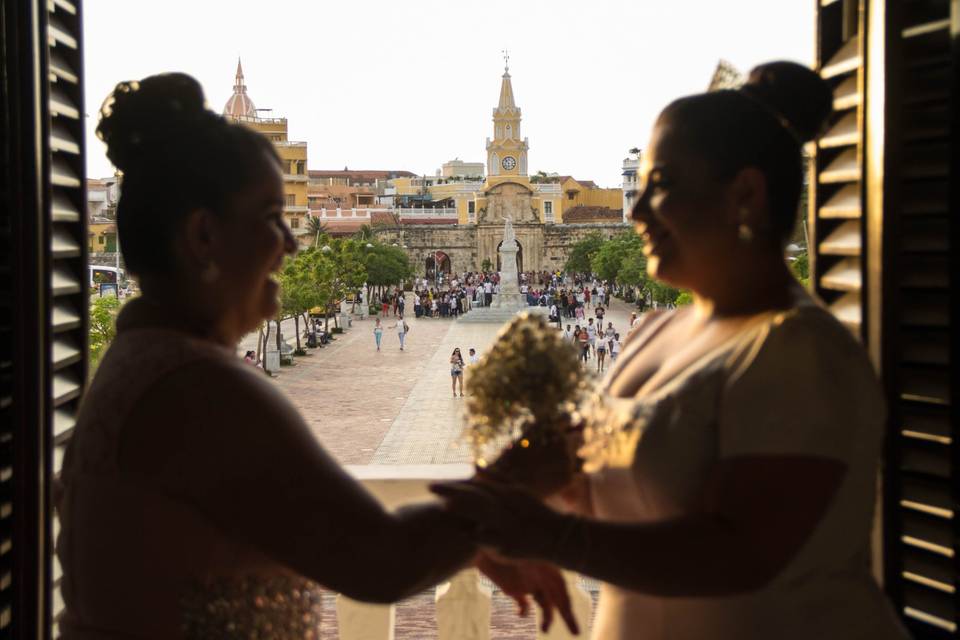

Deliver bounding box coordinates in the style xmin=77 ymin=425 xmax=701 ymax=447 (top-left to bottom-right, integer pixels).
xmin=577 ymin=327 xmax=590 ymax=364
xmin=450 ymin=348 xmax=465 ymax=397
xmin=434 ymin=62 xmax=907 ymax=639
xmin=595 ymin=334 xmax=606 ymax=374
xmin=373 ymin=317 xmax=384 ymax=351
xmin=56 ymin=74 xmax=573 ymax=639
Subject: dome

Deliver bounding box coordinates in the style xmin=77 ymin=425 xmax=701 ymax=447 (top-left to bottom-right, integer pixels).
xmin=223 ymin=58 xmax=257 ymax=119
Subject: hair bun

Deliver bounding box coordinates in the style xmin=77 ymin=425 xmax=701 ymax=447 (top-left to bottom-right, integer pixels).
xmin=742 ymin=61 xmax=833 ymax=143
xmin=96 ymin=73 xmax=212 ymax=172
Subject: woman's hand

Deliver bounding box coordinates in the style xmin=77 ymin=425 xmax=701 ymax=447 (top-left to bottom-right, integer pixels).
xmin=478 ymin=418 xmax=583 ymax=498
xmin=431 ymin=480 xmax=566 ymax=559
xmin=476 ymin=551 xmax=580 ymax=635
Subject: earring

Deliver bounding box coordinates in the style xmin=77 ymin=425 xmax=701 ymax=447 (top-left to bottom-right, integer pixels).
xmin=201 ymin=262 xmax=220 ymax=284
xmin=737 ymin=208 xmax=754 ymax=243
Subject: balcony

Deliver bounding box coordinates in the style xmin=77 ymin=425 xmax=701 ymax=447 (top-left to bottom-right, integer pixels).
xmin=534 ymin=183 xmax=561 ymax=194
xmin=284 ymin=205 xmax=310 ymax=214
xmin=329 ymin=464 xmax=595 ymax=640
xmin=309 ymin=207 xmax=459 ymax=221
xmin=284 ymin=173 xmax=310 ymax=183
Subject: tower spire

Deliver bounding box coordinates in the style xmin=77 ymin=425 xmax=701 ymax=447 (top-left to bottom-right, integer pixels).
xmin=497 ymin=52 xmax=516 ymax=110
xmin=235 ymin=57 xmax=245 ymax=90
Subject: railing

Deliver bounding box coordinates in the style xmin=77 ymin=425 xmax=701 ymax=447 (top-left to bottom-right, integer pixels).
xmin=535 ymin=183 xmax=562 ymax=194
xmin=276 ymin=140 xmax=308 ymax=148
xmin=284 ymin=205 xmax=310 ymax=214
xmin=334 ymin=464 xmax=594 ymax=640
xmin=284 ymin=173 xmax=309 ymax=183
xmin=308 ymin=207 xmax=459 ymax=220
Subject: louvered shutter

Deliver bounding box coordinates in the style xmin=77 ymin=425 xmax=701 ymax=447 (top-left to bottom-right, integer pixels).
xmin=1 ymin=0 xmax=86 ymax=637
xmin=46 ymin=1 xmax=87 ymax=636
xmin=814 ymin=0 xmax=960 ymax=636
xmin=880 ymin=1 xmax=958 ymax=636
xmin=811 ymin=0 xmax=867 ymax=337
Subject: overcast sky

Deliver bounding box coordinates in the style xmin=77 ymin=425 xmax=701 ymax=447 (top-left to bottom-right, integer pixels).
xmin=83 ymin=1 xmax=814 ymax=187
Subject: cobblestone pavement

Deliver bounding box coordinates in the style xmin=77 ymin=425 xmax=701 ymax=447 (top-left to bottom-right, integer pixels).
xmin=251 ymin=295 xmax=639 ymax=466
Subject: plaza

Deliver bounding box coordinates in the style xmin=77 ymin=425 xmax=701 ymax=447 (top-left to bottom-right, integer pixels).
xmin=245 ymin=296 xmax=637 ymax=468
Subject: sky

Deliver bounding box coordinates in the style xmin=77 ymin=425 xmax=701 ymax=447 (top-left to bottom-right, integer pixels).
xmin=83 ymin=0 xmax=814 ymax=188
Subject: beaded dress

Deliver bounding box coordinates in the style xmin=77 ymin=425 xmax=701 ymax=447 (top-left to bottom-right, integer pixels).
xmin=56 ymin=321 xmax=323 ymax=639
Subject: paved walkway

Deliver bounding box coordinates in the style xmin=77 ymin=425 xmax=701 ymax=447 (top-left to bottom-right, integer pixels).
xmin=247 ymin=295 xmax=639 ymax=466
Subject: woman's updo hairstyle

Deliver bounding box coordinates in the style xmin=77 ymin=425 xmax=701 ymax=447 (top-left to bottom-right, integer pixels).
xmin=97 ymin=73 xmax=280 ymax=277
xmin=658 ymin=61 xmax=833 ymax=245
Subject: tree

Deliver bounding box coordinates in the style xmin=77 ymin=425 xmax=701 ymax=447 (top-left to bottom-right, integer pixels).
xmin=647 ymin=279 xmax=681 ymax=307
xmin=306 ymin=216 xmax=328 ymax=245
xmin=277 ymin=251 xmax=322 ymax=353
xmin=364 ymin=242 xmax=411 ymax=301
xmin=481 ymin=258 xmax=493 ymax=272
xmin=790 ymin=250 xmax=809 ymax=288
xmin=89 ymin=295 xmax=121 ymax=370
xmin=354 ymin=224 xmax=374 ymax=242
xmin=590 ymin=232 xmax=643 ymax=283
xmin=564 ymin=232 xmax=604 ymax=274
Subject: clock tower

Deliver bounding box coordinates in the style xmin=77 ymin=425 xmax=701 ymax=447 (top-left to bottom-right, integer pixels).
xmin=486 ymin=53 xmax=529 ymax=178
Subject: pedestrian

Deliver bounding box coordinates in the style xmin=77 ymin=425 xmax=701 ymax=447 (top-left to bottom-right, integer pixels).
xmin=586 ymin=317 xmax=597 ymax=358
xmin=373 ymin=318 xmax=383 ymax=352
xmin=380 ymin=296 xmax=389 ymax=317
xmin=629 ymin=311 xmax=639 ymax=328
xmin=575 ymin=305 xmax=584 ymax=322
xmin=243 ymin=350 xmax=257 ymax=366
xmin=596 ymin=334 xmax=607 ymax=373
xmin=391 ymin=317 xmax=408 ymax=350
xmin=595 ymin=304 xmax=605 ymax=324
xmin=609 ymin=332 xmax=622 ymax=364
xmin=577 ymin=326 xmax=590 ymax=363
xmin=564 ymin=324 xmax=573 ymax=341
xmin=450 ymin=348 xmax=465 ymax=397
xmin=468 ymin=348 xmax=479 ymax=366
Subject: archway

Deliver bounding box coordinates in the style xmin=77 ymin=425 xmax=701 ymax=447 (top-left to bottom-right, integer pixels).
xmin=495 ymin=240 xmax=523 ymax=273
xmin=426 ymin=251 xmax=452 ymax=281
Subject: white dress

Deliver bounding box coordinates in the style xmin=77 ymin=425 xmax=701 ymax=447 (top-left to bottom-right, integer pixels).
xmin=585 ymin=294 xmax=909 ymax=640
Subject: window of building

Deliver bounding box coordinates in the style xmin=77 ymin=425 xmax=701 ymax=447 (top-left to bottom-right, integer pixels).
xmin=544 ymin=201 xmax=553 ymax=215
xmin=468 ymin=202 xmax=475 ymax=214
xmin=567 ymin=192 xmax=575 ymax=200
xmin=284 ymin=194 xmax=297 ymax=206
xmin=98 ymin=236 xmax=104 ymax=245
xmin=290 ymin=217 xmax=299 ymax=229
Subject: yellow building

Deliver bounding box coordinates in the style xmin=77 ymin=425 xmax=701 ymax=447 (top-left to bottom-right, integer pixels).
xmin=556 ymin=176 xmax=623 ymax=220
xmin=88 ymin=218 xmax=116 ymax=253
xmin=222 ymin=60 xmax=310 ymax=240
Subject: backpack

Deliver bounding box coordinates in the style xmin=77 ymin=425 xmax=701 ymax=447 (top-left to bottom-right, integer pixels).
xmin=403 ymin=322 xmax=410 ymax=333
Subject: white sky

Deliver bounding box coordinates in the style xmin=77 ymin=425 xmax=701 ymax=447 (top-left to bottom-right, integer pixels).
xmin=83 ymin=0 xmax=814 ymax=188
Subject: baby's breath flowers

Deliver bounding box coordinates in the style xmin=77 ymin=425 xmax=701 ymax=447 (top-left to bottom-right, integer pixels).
xmin=465 ymin=313 xmax=589 ymax=479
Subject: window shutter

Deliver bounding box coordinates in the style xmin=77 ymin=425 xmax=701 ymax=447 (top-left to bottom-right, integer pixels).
xmin=811 ymin=0 xmax=867 ymax=338
xmin=814 ymin=0 xmax=960 ymax=637
xmin=1 ymin=0 xmax=86 ymax=637
xmin=879 ymin=0 xmax=959 ymax=637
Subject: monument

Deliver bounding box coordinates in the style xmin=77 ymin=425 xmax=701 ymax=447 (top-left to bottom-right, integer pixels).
xmin=459 ymin=216 xmax=547 ymax=324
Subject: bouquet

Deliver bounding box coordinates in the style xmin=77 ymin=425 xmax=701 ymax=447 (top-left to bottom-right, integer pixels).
xmin=464 ymin=313 xmax=591 ymax=494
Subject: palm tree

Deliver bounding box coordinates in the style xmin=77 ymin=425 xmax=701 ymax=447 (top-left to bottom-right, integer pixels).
xmin=306 ymin=216 xmax=328 ymax=247
xmin=354 ymin=224 xmax=374 ymax=241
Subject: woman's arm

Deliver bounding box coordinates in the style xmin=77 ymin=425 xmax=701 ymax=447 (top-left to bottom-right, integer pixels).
xmin=434 ymin=456 xmax=845 ymax=597
xmin=120 ymin=357 xmax=474 ymax=603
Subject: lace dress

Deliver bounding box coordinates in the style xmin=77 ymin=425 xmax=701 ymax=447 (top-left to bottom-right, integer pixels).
xmin=582 ymin=297 xmax=908 ymax=640
xmin=56 ymin=326 xmax=323 ymax=639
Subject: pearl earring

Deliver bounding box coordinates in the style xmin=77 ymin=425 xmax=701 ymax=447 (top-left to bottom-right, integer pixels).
xmin=201 ymin=262 xmax=220 ymax=284
xmin=737 ymin=208 xmax=754 ymax=243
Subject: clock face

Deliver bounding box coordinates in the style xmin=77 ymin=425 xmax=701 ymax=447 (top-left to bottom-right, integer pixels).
xmin=501 ymin=156 xmax=517 ymax=171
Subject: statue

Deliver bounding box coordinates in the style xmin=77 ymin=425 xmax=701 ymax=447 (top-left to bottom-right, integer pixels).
xmin=360 ymin=284 xmax=369 ymax=319
xmin=501 ymin=214 xmax=517 ymax=248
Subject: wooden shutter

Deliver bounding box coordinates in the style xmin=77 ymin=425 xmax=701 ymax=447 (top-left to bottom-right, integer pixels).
xmin=811 ymin=0 xmax=868 ymax=337
xmin=878 ymin=0 xmax=959 ymax=636
xmin=1 ymin=0 xmax=87 ymax=637
xmin=814 ymin=0 xmax=960 ymax=636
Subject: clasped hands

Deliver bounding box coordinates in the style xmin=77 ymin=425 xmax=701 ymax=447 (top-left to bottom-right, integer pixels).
xmin=432 ymin=479 xmax=580 ymax=635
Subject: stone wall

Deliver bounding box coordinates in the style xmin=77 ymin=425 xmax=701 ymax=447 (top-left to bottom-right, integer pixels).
xmin=373 ymin=221 xmax=631 ymax=275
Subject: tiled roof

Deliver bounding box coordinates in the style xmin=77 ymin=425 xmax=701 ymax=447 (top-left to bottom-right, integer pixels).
xmin=562 ymin=206 xmax=623 ymax=223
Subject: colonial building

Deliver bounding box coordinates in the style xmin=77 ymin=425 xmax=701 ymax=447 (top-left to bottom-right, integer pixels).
xmin=372 ymin=58 xmax=628 ymax=275
xmin=222 ymin=60 xmax=310 ymax=239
